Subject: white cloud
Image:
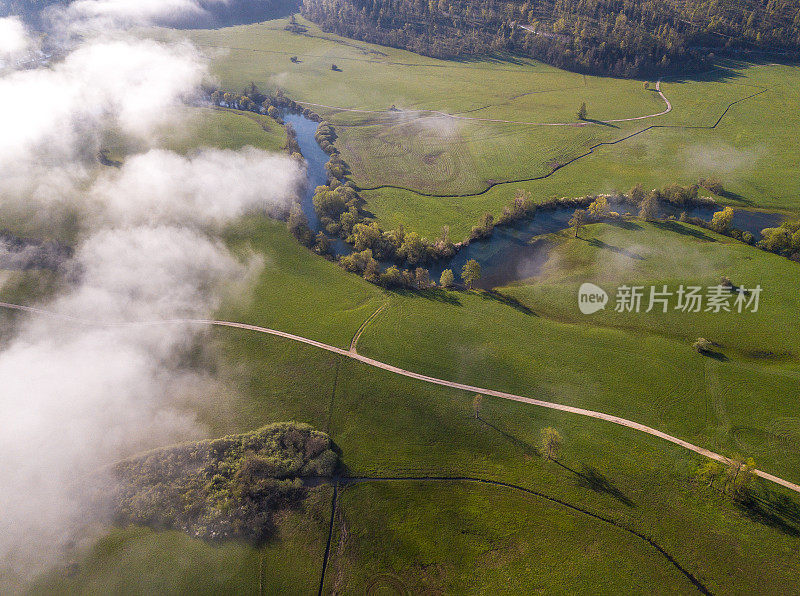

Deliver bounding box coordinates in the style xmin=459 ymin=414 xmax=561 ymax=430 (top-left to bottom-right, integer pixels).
xmin=92 ymin=148 xmax=304 ymax=226
xmin=0 ymin=225 xmax=243 ymax=574
xmin=0 ymin=16 xmax=32 ymax=62
xmin=0 ymin=0 xmax=306 ymax=580
xmin=0 ymin=38 xmax=207 ymax=168
xmin=54 ymin=0 xmax=229 ymax=31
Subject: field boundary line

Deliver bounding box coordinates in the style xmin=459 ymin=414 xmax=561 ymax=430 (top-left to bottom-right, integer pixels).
xmin=0 ymin=300 xmax=797 ymax=496
xmin=339 ymin=475 xmax=711 ymax=594
xmin=318 ymin=479 xmax=338 ymax=596
xmin=354 ymin=86 xmax=767 ymax=198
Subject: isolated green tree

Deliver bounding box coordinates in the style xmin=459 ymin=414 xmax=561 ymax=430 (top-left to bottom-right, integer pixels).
xmin=577 ymin=102 xmax=588 ymax=120
xmin=439 ymin=268 xmax=455 ymax=288
xmin=692 ymin=337 xmax=714 ymax=354
xmin=541 ymin=427 xmax=563 ymax=460
xmin=568 ymin=209 xmax=587 ymax=238
xmin=725 ymin=458 xmax=756 ymax=498
xmin=461 ymin=259 xmax=482 ymax=289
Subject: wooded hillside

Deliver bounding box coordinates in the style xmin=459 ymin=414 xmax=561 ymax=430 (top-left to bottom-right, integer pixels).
xmin=301 ymin=0 xmax=800 ymax=76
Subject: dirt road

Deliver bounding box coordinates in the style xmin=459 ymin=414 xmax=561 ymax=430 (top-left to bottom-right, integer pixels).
xmin=1 ymin=300 xmax=796 ymax=495
xmin=297 ymin=80 xmax=672 ymax=127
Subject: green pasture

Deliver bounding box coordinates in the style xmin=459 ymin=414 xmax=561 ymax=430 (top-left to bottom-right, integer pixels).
xmin=503 ymin=220 xmax=800 ymax=357
xmin=31 ymin=218 xmax=800 ymax=593
xmin=22 ymin=21 xmax=800 ymax=590
xmin=103 ymin=106 xmax=287 ymax=161
xmin=29 ymin=486 xmax=333 ymax=595
xmin=146 ymin=17 xmax=800 ymax=237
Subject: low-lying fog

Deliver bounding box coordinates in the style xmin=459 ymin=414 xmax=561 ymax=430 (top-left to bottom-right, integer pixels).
xmin=0 ymin=0 xmax=303 ymax=582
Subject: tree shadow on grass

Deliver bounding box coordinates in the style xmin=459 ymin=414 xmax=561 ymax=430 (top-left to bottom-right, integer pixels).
xmin=700 ymin=349 xmax=729 ymax=362
xmin=478 ymin=289 xmax=537 ymax=316
xmin=477 ymin=416 xmax=635 ymax=508
xmin=583 ymin=118 xmax=620 ymax=129
xmin=587 ymin=238 xmax=645 ymax=260
xmin=477 ymin=416 xmax=539 ymax=457
xmin=717 ymin=189 xmax=755 ymax=206
xmin=607 ymin=219 xmax=643 ymax=231
xmin=396 ymin=287 xmax=462 ymax=306
xmin=555 ymin=461 xmax=636 ymax=507
xmin=735 ymin=487 xmax=800 ymax=537
xmin=652 ymin=220 xmax=717 ymax=242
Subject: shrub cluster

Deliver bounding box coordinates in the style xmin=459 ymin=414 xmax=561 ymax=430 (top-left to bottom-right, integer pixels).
xmin=112 ymin=423 xmax=338 ymax=544
xmin=758 ymin=220 xmax=800 ymax=261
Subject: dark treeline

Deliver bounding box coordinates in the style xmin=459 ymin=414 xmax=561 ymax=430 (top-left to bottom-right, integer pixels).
xmin=301 ymin=0 xmax=800 ymax=77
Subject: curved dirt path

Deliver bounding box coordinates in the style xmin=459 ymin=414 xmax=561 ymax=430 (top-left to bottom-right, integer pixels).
xmin=1 ymin=300 xmax=797 ymax=495
xmin=297 ymin=80 xmax=671 ymax=127
xmin=349 ymin=300 xmax=388 ymax=353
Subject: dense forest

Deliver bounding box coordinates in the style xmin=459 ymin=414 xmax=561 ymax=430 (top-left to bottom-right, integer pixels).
xmin=301 ymin=0 xmax=800 ymax=76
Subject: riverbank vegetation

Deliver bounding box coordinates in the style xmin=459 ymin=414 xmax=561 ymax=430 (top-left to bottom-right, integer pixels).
xmin=159 ymin=19 xmax=800 ymax=233
xmin=30 ymin=16 xmax=800 ymax=593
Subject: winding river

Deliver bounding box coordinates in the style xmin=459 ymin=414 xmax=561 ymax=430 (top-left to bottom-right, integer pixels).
xmin=285 ymin=112 xmax=787 ymax=289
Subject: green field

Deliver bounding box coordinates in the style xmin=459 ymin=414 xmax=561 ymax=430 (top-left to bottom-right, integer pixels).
xmin=504 ymin=221 xmax=800 ymax=357
xmin=37 ymin=215 xmax=799 ymax=593
xmin=30 ymin=486 xmax=333 ymax=595
xmin=21 ymin=17 xmax=800 ymax=594
xmin=147 ymin=17 xmax=800 ymax=238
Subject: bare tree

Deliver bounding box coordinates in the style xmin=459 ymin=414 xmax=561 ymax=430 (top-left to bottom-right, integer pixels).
xmin=473 ymin=394 xmax=483 ymax=419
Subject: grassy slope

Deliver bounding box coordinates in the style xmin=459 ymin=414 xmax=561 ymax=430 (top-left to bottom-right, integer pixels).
xmin=362 ymin=60 xmax=800 ymax=238
xmin=37 ymin=219 xmax=800 ymax=593
xmin=104 ymin=106 xmax=287 ymax=160
xmin=29 ymin=26 xmax=800 ymax=589
xmin=211 ymin=222 xmax=800 ymax=593
xmin=503 ymin=220 xmax=800 ymax=356
xmin=326 ymin=481 xmax=685 ymax=594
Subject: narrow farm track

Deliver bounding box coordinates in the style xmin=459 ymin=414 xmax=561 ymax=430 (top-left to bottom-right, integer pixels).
xmin=1 ymin=300 xmax=798 ymax=495
xmin=297 ymin=79 xmax=671 ymax=127
xmin=349 ymin=299 xmax=388 ymax=353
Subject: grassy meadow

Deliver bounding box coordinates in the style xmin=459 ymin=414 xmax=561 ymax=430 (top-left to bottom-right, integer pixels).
xmin=21 ymin=16 xmax=800 ymax=594
xmin=145 ymin=17 xmax=800 ymax=238
xmin=103 ymin=106 xmax=288 ymax=161
xmin=32 ymin=212 xmax=800 ymax=593
xmin=30 ymin=486 xmax=333 ymax=595
xmin=503 ymin=220 xmax=800 ymax=357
